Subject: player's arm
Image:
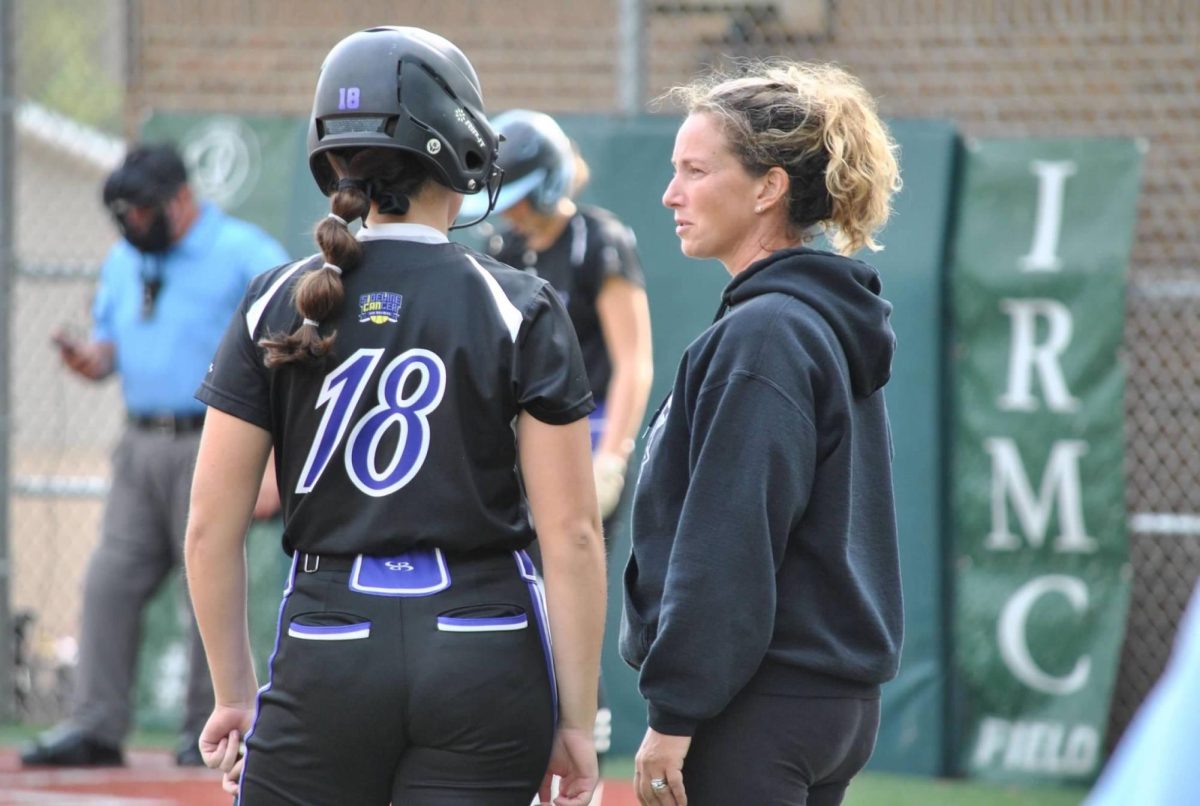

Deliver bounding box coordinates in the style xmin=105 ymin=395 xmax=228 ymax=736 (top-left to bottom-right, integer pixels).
xmin=596 ymin=276 xmax=653 ymax=460
xmin=518 ymin=412 xmax=605 ymax=803
xmin=594 ymin=276 xmax=653 ymax=514
xmin=185 ymin=407 xmax=272 ymax=707
xmin=252 ymin=450 xmax=281 ymax=520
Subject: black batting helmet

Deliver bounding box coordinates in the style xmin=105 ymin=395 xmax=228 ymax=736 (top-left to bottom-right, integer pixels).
xmin=307 ymin=26 xmax=501 ymax=200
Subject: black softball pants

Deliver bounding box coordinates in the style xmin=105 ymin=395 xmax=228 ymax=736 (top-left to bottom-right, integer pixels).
xmin=236 ymin=549 xmax=556 ymax=805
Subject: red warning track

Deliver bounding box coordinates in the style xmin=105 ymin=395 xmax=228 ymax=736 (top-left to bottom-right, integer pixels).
xmin=0 ymin=749 xmax=637 ymax=805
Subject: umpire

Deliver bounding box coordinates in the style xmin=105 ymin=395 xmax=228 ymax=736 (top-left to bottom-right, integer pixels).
xmin=21 ymin=144 xmax=288 ymax=767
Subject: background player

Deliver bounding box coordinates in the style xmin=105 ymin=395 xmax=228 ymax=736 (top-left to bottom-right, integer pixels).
xmin=461 ymin=110 xmax=654 ymax=531
xmin=184 ymin=26 xmax=605 ymax=805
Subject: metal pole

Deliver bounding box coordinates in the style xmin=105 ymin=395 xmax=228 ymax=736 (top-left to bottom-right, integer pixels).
xmin=0 ymin=0 xmax=18 ymax=722
xmin=617 ymin=0 xmax=646 ymax=116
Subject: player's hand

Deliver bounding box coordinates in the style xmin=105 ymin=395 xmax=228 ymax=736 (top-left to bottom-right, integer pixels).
xmin=593 ymin=452 xmax=627 ymax=520
xmin=634 ymin=728 xmax=690 ymax=805
xmin=538 ymin=726 xmax=599 ymax=806
xmin=198 ymin=704 xmax=254 ymax=793
xmin=222 ymin=754 xmax=245 ymax=796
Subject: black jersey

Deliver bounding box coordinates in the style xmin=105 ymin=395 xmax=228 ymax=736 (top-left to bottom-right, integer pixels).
xmin=487 ymin=205 xmax=644 ymax=403
xmin=198 ymin=223 xmax=594 ymax=557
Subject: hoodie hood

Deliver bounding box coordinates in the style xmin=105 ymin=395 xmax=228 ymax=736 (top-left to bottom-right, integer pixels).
xmin=720 ymin=247 xmax=895 ymax=397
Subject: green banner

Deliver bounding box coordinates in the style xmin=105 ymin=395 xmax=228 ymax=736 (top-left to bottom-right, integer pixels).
xmin=142 ymin=113 xmax=324 ymax=259
xmin=949 ymin=139 xmax=1143 ymax=784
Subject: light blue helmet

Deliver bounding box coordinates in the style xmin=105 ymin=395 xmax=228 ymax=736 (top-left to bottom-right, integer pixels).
xmin=458 ymin=109 xmax=575 ymax=220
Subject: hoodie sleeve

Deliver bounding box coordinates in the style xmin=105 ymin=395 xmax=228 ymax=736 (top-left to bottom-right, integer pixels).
xmin=639 ymin=370 xmax=816 ymax=735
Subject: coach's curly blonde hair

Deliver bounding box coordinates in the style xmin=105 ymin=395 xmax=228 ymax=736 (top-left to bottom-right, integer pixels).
xmin=668 ymin=61 xmax=901 ymax=255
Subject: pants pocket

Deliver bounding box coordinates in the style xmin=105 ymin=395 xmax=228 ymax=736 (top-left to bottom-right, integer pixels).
xmin=287 ymin=611 xmax=372 ymax=641
xmin=436 ymin=603 xmax=528 ymax=633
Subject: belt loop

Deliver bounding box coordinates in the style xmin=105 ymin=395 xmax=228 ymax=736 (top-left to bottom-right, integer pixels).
xmin=302 ymin=553 xmax=320 ymax=573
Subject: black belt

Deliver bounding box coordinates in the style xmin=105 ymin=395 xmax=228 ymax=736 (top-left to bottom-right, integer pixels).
xmin=296 ymin=549 xmax=513 ymax=574
xmin=297 ymin=553 xmax=357 ymax=573
xmin=128 ymin=412 xmax=206 ymax=435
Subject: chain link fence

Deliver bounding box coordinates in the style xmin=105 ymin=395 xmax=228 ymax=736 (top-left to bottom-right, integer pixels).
xmin=4 ymin=0 xmax=1199 ymax=756
xmin=6 ymin=0 xmax=127 ymax=722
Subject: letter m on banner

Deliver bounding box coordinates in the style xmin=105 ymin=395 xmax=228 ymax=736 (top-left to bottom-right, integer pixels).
xmin=984 ymin=438 xmax=1096 ymax=553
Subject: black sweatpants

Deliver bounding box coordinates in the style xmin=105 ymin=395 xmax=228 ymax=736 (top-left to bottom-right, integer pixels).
xmin=237 ymin=549 xmax=555 ymax=805
xmin=682 ymin=685 xmax=880 ymax=806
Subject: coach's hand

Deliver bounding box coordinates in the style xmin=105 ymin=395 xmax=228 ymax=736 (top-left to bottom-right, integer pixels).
xmin=635 ymin=728 xmax=690 ymax=805
xmin=199 ymin=704 xmax=254 ymax=795
xmin=539 ymin=726 xmax=599 ymax=806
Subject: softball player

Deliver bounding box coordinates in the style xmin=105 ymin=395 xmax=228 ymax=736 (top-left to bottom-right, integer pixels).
xmin=460 ymin=110 xmax=654 ymax=530
xmin=183 ymin=27 xmax=605 ymax=806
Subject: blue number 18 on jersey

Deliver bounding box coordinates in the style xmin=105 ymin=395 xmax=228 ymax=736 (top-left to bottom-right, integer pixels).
xmin=296 ymin=347 xmax=446 ymax=497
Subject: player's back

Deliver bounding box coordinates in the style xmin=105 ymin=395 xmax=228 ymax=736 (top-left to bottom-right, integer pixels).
xmin=221 ymin=224 xmax=590 ymax=557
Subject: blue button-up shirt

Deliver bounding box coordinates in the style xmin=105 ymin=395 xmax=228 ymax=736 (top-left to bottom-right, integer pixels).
xmin=92 ymin=201 xmax=290 ymax=415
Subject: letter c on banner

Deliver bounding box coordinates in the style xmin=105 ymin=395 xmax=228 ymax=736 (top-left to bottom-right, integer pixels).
xmin=997 ymin=574 xmax=1091 ymax=695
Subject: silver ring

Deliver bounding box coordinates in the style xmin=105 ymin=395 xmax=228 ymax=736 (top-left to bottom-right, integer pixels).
xmin=650 ymin=777 xmax=668 ymax=791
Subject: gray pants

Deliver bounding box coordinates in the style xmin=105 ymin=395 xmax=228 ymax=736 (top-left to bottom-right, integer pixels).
xmin=68 ymin=425 xmax=212 ymax=746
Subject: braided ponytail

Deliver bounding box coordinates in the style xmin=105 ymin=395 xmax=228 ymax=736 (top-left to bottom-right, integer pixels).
xmin=260 ymin=182 xmax=370 ymax=367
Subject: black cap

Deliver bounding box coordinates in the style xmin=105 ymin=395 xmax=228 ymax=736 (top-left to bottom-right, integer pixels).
xmin=102 ymin=143 xmax=188 ymax=209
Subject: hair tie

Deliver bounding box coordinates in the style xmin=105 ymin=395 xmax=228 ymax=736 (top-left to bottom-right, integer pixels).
xmin=336 ymin=177 xmax=370 ymax=195
xmin=302 ymin=318 xmax=320 ymax=328
xmin=322 ymin=262 xmax=343 ymax=275
xmin=376 ymin=191 xmax=411 ymax=216
xmin=326 ymin=213 xmax=347 ymax=226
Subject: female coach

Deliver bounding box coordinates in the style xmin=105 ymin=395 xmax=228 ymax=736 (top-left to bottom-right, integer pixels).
xmin=620 ymin=62 xmax=905 ymax=806
xmin=184 ymin=27 xmax=605 ymax=806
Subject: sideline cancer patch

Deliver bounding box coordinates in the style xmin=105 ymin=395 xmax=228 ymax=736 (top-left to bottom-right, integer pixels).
xmin=358 ymin=291 xmax=402 ymax=325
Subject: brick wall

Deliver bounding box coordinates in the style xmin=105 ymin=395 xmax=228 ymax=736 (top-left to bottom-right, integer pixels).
xmin=132 ymin=0 xmax=1198 ymax=278
xmin=131 ymin=0 xmax=624 ymax=116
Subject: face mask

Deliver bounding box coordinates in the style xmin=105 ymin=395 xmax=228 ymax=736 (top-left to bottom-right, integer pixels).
xmin=119 ymin=205 xmax=173 ymax=254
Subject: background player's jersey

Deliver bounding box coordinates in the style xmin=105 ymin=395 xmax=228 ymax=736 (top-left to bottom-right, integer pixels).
xmin=198 ymin=223 xmax=593 ymax=557
xmin=487 ymin=205 xmax=644 ymax=403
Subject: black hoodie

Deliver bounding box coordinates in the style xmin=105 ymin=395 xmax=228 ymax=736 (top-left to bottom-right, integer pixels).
xmin=620 ymin=247 xmax=903 ymax=736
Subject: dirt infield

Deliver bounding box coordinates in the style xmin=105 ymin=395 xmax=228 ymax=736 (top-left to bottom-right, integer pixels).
xmin=0 ymin=749 xmax=227 ymax=804
xmin=0 ymin=749 xmax=636 ymax=805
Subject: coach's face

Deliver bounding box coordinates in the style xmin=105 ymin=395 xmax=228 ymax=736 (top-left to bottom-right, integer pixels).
xmin=662 ymin=113 xmax=763 ymax=272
